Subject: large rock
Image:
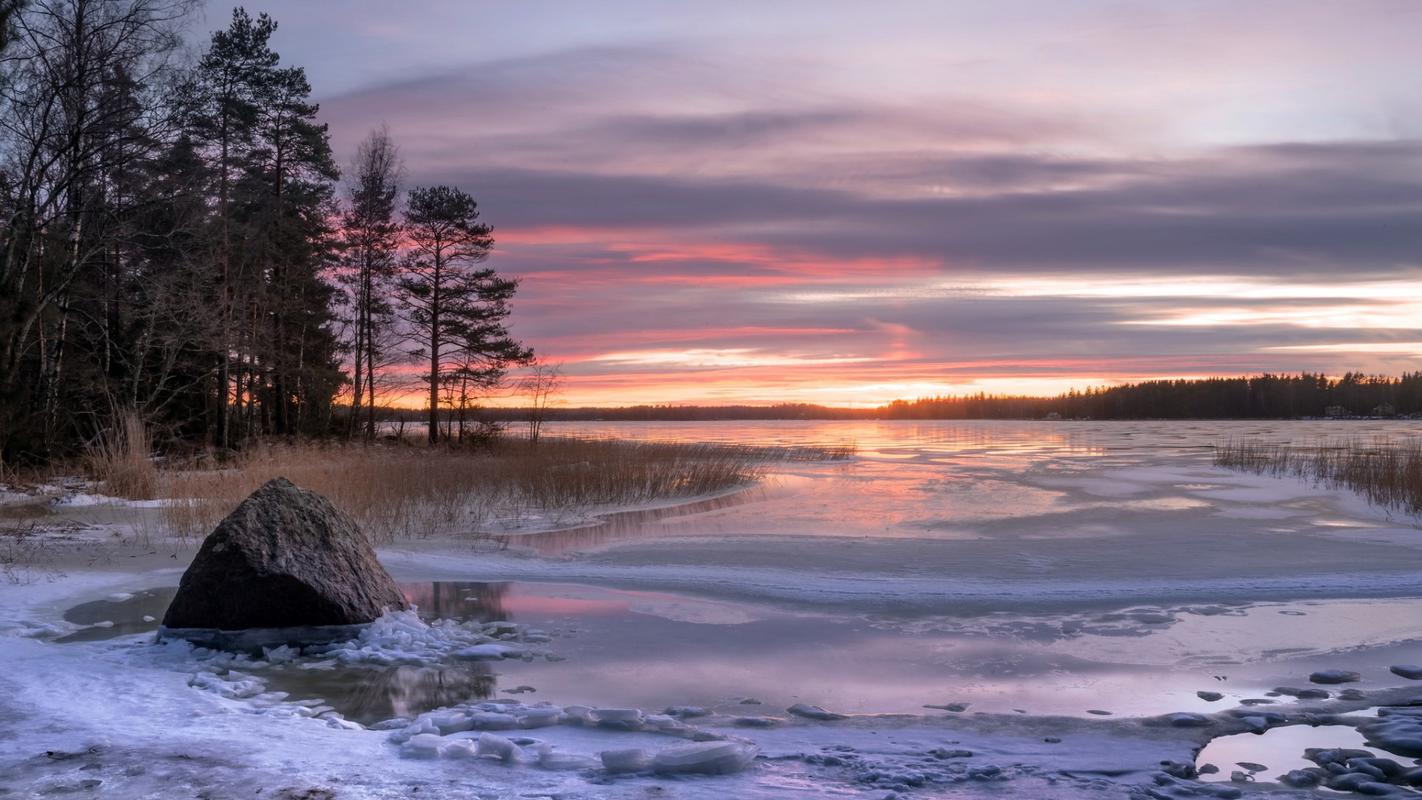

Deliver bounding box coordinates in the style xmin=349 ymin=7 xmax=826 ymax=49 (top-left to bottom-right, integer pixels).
xmin=161 ymin=477 xmax=408 ymax=630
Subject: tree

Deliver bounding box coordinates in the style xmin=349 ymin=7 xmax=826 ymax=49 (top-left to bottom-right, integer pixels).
xmin=397 ymin=185 xmax=530 ymax=444
xmin=0 ymin=0 xmax=191 ymax=457
xmin=187 ymin=7 xmax=276 ymax=447
xmin=517 ymin=360 xmax=562 ymax=445
xmin=337 ymin=126 xmax=401 ymax=441
xmin=187 ymin=7 xmax=341 ymax=443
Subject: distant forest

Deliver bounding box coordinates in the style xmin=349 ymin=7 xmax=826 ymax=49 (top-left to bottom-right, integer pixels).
xmin=480 ymin=373 xmax=1422 ymax=422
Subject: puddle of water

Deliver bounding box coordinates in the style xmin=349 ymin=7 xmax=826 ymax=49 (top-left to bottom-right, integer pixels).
xmin=1196 ymin=723 xmax=1375 ymax=783
xmin=59 ymin=583 xmax=1422 ymax=727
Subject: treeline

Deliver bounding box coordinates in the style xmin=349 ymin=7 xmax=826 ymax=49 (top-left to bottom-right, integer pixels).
xmin=477 ymin=373 xmax=1422 ymax=422
xmin=0 ymin=2 xmax=529 ymax=462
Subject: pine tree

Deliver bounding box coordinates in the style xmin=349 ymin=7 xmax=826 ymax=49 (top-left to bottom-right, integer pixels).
xmin=397 ymin=185 xmax=530 ymax=443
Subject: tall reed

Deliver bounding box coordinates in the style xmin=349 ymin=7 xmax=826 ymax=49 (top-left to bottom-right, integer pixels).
xmin=85 ymin=411 xmax=157 ymax=500
xmin=156 ymin=436 xmax=849 ymax=542
xmin=1214 ymin=437 xmax=1422 ymax=517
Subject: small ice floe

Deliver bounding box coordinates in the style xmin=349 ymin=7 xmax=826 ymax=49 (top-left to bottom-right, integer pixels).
xmin=1391 ymin=665 xmax=1422 ymax=680
xmin=90 ymin=621 xmax=115 ymax=629
xmin=400 ymin=733 xmax=446 ymax=759
xmin=924 ymin=702 xmax=969 ymax=712
xmin=1165 ymin=712 xmax=1212 ymax=728
xmin=475 ymin=732 xmax=524 ymax=763
xmin=787 ymin=703 xmax=847 ymax=721
xmin=1086 ymin=709 xmax=1112 ymax=716
xmin=665 ymin=705 xmax=711 ymax=719
xmin=600 ymin=748 xmax=652 ymax=773
xmin=591 ymin=708 xmax=644 ymax=730
xmin=1198 ymin=690 xmax=1225 ymax=702
xmin=538 ymin=750 xmax=600 ymax=771
xmin=187 ymin=670 xmax=266 ymax=700
xmin=141 ymin=615 xmax=156 ymax=623
xmin=732 ymin=716 xmax=781 ymax=728
xmin=105 ymin=592 xmax=134 ymax=602
xmin=1309 ymin=669 xmax=1361 ymax=685
xmin=315 ymin=609 xmax=545 ymax=667
xmin=651 ymin=741 xmax=759 ymax=775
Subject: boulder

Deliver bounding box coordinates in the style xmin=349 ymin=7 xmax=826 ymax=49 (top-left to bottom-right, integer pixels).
xmin=161 ymin=477 xmax=408 ymax=631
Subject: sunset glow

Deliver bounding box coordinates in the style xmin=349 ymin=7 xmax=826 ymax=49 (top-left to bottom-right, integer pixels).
xmin=236 ymin=0 xmax=1422 ymax=407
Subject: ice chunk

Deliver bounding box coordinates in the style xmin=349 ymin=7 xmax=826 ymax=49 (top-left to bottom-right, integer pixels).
xmin=652 ymin=740 xmax=759 ymax=775
xmin=787 ymin=703 xmax=847 ymax=721
xmin=427 ymin=710 xmax=472 ymax=734
xmin=539 ymin=749 xmax=600 ymax=771
xmin=467 ymin=711 xmax=519 ymax=730
xmin=518 ymin=707 xmax=563 ymax=728
xmin=400 ymin=733 xmax=445 ymax=759
xmin=1391 ymin=665 xmax=1422 ymax=680
xmin=592 ymin=708 xmax=643 ymax=729
xmin=476 ymin=732 xmax=523 ymax=763
xmin=600 ymin=748 xmax=652 ymax=773
xmin=443 ymin=739 xmax=480 ymax=759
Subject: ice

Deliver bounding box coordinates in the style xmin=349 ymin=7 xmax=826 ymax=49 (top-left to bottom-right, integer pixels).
xmin=1391 ymin=665 xmax=1422 ymax=680
xmin=399 ymin=732 xmax=445 ymax=759
xmin=475 ymin=732 xmax=524 ymax=763
xmin=591 ymin=707 xmax=643 ymax=729
xmin=651 ymin=740 xmax=759 ymax=775
xmin=315 ymin=609 xmax=541 ymax=667
xmin=467 ymin=711 xmax=519 ymax=730
xmin=454 ymin=643 xmax=524 ymax=660
xmin=600 ymin=748 xmax=652 ymax=773
xmin=787 ymin=703 xmax=847 ymax=721
xmin=538 ymin=749 xmax=600 ymax=770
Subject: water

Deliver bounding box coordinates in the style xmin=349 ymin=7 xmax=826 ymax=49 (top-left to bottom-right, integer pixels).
xmin=66 ymin=581 xmax=1422 ymax=727
xmin=1194 ymin=719 xmax=1399 ymax=785
xmin=55 ymin=420 xmax=1422 ymax=736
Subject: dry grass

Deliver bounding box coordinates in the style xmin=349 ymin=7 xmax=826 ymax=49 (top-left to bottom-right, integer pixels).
xmin=85 ymin=411 xmax=157 ymax=500
xmin=156 ymin=436 xmax=851 ymax=542
xmin=1214 ymin=438 xmax=1422 ymax=517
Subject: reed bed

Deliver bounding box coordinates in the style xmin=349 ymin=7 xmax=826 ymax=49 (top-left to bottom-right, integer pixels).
xmin=1214 ymin=438 xmax=1422 ymax=517
xmin=85 ymin=411 xmax=158 ymax=500
xmin=154 ymin=436 xmax=851 ymax=542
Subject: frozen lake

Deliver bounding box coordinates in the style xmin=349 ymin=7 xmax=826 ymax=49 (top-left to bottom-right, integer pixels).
xmin=6 ymin=419 xmax=1422 ymax=798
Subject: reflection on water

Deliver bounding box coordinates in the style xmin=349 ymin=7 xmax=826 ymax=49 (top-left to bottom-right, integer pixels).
xmin=1195 ymin=722 xmax=1373 ymax=783
xmin=57 ymin=581 xmax=1422 ymax=724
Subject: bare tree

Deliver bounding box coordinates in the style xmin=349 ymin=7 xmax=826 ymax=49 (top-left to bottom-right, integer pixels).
xmin=518 ymin=360 xmax=562 ymax=445
xmin=338 ymin=125 xmax=401 ymax=441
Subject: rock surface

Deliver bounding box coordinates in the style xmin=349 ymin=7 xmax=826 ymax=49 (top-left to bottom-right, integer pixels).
xmin=161 ymin=477 xmax=409 ymax=630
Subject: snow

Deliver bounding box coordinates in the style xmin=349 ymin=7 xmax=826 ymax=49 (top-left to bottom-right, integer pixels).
xmin=7 ymin=420 xmax=1422 ymax=797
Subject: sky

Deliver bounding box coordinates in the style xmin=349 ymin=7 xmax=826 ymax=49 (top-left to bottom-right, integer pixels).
xmin=197 ymin=1 xmax=1422 ymax=407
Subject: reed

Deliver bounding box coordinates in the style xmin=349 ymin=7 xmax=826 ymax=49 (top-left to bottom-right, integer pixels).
xmin=84 ymin=411 xmax=158 ymax=500
xmin=1214 ymin=437 xmax=1422 ymax=517
xmin=156 ymin=435 xmax=850 ymax=542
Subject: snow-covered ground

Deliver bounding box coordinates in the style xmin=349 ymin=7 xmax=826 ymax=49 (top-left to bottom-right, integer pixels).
xmin=4 ymin=420 xmax=1422 ymax=798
